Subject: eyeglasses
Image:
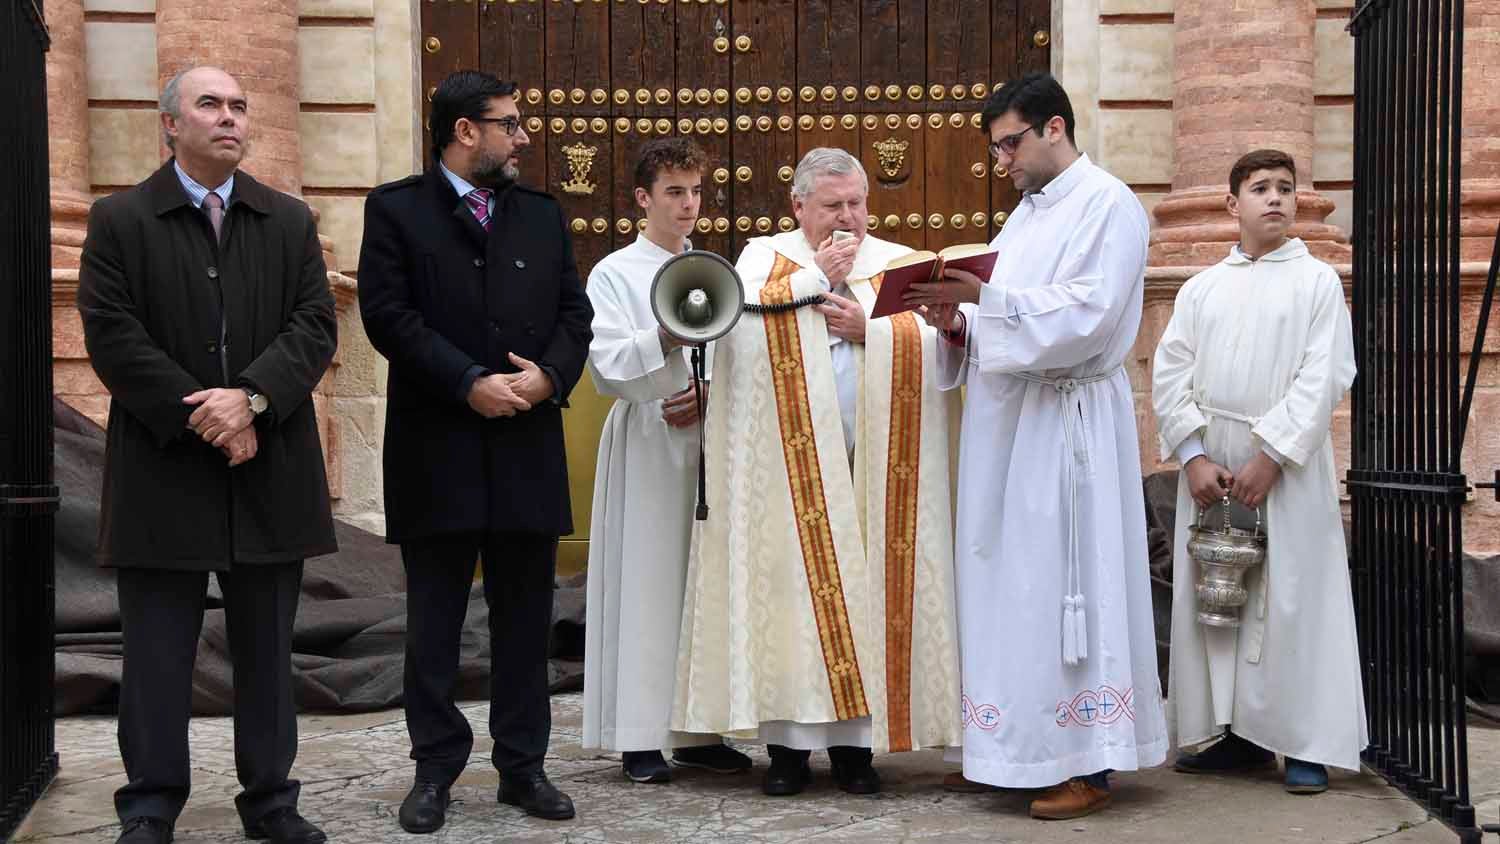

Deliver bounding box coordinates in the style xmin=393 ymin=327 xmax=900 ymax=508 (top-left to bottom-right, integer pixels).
xmin=471 ymin=116 xmax=523 ymax=136
xmin=989 ymin=124 xmax=1041 ymax=158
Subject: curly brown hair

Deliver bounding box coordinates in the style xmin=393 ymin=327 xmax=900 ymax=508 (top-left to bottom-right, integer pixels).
xmin=633 ymin=137 xmax=709 ymax=192
xmin=1229 ymin=149 xmax=1296 ymax=196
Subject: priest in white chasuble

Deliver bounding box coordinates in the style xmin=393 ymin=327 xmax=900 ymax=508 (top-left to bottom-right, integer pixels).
xmin=582 ymin=138 xmax=753 ymax=785
xmin=670 ymin=148 xmax=962 ymax=797
xmin=906 ymin=73 xmax=1167 ymax=821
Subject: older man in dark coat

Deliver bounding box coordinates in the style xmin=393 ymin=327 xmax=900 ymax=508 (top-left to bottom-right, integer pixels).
xmin=357 ymin=70 xmax=593 ymax=832
xmin=77 ymin=66 xmax=336 ymax=844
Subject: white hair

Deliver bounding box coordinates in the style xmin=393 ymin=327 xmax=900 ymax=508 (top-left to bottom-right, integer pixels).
xmin=159 ymin=68 xmax=190 ymax=150
xmin=790 ymin=147 xmax=868 ymax=199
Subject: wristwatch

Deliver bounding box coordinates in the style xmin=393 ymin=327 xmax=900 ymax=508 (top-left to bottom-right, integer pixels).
xmin=242 ymin=388 xmax=269 ymax=415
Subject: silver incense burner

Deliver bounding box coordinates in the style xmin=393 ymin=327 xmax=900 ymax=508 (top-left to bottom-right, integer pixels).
xmin=1187 ymin=497 xmax=1267 ymax=628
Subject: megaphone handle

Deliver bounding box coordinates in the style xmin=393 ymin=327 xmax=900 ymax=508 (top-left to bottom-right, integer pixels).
xmin=692 ymin=344 xmax=710 ymax=521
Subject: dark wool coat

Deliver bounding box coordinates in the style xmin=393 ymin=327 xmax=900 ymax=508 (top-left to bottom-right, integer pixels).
xmin=357 ymin=167 xmax=593 ymax=542
xmin=77 ymin=161 xmax=338 ymax=569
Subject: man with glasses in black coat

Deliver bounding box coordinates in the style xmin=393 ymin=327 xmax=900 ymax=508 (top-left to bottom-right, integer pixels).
xmin=357 ymin=69 xmax=593 ymax=833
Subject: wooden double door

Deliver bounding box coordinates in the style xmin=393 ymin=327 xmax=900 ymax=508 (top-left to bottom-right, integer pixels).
xmin=418 ymin=0 xmax=1051 ymax=569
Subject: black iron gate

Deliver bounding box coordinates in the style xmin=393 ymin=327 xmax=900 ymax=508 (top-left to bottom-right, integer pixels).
xmin=1347 ymin=1 xmax=1499 ymax=840
xmin=0 ymin=0 xmax=60 ymax=839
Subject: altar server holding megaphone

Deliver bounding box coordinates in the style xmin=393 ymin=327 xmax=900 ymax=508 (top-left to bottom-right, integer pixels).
xmin=581 ymin=137 xmax=755 ymax=785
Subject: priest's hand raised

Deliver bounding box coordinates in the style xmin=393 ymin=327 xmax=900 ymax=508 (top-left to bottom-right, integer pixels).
xmin=815 ymin=235 xmax=859 ymax=287
xmin=1184 ymin=455 xmax=1235 ymax=508
xmin=663 ymin=382 xmax=706 ymax=428
xmin=1230 ymin=451 xmax=1282 ymax=510
xmin=817 ymin=291 xmax=866 ymax=343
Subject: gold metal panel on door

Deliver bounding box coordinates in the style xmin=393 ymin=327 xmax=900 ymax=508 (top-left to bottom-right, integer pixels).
xmin=861 ymin=114 xmax=926 ymax=252
xmin=924 ymin=111 xmax=991 ymax=251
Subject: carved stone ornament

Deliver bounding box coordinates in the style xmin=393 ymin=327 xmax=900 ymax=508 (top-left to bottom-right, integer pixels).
xmin=561 ymin=143 xmax=599 ymax=195
xmin=873 ymin=137 xmax=910 ymax=180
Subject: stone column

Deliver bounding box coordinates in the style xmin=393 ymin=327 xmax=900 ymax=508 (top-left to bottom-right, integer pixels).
xmin=46 ymin=0 xmax=92 ymax=273
xmin=1461 ymin=0 xmax=1500 ymax=550
xmin=46 ymin=0 xmax=107 ymax=422
xmin=1462 ymin=0 xmax=1500 ymax=263
xmin=153 ymin=0 xmax=356 ymax=498
xmin=155 ymin=0 xmax=303 ymax=194
xmin=1147 ymin=0 xmax=1347 ymax=269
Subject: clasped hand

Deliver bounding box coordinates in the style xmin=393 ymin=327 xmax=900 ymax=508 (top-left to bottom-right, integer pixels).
xmin=1184 ymin=451 xmax=1282 ymax=510
xmin=467 ymin=353 xmax=554 ymax=418
xmin=184 ymin=388 xmax=257 ymax=466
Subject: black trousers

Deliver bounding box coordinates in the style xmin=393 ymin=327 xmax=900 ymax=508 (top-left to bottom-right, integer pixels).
xmin=768 ymin=744 xmax=873 ymax=768
xmin=114 ymin=562 xmax=303 ymax=825
xmin=401 ymin=531 xmax=557 ymax=786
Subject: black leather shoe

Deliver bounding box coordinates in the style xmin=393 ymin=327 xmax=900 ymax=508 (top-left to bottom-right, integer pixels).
xmin=622 ymin=750 xmax=671 ymax=783
xmin=762 ymin=758 xmax=812 ymax=796
xmin=672 ymin=744 xmax=753 ymax=774
xmin=398 ymin=780 xmax=452 ymax=834
xmin=499 ymin=771 xmax=575 ymax=820
xmin=116 ymin=816 xmax=173 ymax=844
xmin=243 ymin=807 xmax=327 ymax=843
xmin=830 ymin=758 xmax=881 ymax=794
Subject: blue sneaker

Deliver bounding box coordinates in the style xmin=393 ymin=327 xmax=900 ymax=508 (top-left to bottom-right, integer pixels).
xmin=1284 ymin=757 xmax=1328 ymax=794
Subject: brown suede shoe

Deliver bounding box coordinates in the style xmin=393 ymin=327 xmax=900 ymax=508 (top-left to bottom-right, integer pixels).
xmin=942 ymin=772 xmax=1000 ymax=793
xmin=1028 ymin=778 xmax=1111 ymax=820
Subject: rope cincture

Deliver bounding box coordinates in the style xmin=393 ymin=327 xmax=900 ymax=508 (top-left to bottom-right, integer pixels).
xmin=1015 ymin=367 xmax=1122 ymax=667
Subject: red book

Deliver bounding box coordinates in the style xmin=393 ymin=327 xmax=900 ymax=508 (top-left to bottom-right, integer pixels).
xmin=868 ymin=243 xmax=998 ymax=319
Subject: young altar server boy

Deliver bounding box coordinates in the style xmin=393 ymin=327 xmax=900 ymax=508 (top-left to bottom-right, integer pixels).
xmin=581 ymin=137 xmax=753 ymax=783
xmin=1151 ymin=148 xmax=1367 ymax=795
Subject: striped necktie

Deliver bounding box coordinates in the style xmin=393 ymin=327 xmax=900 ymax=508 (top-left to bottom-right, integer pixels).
xmin=203 ymin=191 xmax=224 ymax=241
xmin=464 ymin=188 xmax=493 ymax=232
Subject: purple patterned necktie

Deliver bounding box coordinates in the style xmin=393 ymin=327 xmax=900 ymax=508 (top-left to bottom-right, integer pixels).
xmin=203 ymin=191 xmax=224 ymax=241
xmin=464 ymin=188 xmax=493 ymax=232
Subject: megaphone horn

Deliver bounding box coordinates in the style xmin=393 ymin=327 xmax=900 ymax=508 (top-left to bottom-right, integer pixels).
xmin=650 ymin=250 xmax=745 ymax=345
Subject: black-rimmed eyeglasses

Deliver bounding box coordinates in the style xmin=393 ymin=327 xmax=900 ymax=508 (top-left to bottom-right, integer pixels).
xmin=471 ymin=116 xmax=523 ymax=136
xmin=989 ymin=123 xmax=1042 ymax=158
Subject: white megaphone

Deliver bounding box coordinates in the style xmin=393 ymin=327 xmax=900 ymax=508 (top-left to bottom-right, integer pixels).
xmin=649 ymin=250 xmax=745 ymax=520
xmin=649 ymin=249 xmax=745 ymax=345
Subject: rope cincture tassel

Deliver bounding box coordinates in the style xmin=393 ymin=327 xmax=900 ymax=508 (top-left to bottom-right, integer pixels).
xmin=1062 ymin=596 xmax=1079 ymax=666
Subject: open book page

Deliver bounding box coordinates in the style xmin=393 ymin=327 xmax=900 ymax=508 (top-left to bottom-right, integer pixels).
xmin=868 ymin=244 xmax=995 ymax=319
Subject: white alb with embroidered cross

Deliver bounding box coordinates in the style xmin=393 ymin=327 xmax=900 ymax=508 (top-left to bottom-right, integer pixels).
xmin=935 ymin=154 xmax=1168 ymax=787
xmin=1153 ymin=238 xmax=1367 ymax=770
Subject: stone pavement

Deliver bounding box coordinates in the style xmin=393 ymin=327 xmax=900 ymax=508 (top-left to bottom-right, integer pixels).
xmin=14 ymin=693 xmax=1500 ymax=843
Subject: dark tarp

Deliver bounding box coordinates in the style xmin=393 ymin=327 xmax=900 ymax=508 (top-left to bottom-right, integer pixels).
xmin=51 ymin=399 xmax=584 ymax=717
xmin=50 ymin=399 xmax=1498 ymax=720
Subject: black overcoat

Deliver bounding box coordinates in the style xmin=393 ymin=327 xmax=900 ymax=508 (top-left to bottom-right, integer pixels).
xmin=77 ymin=161 xmax=339 ymax=569
xmin=356 ymin=168 xmax=593 ymax=542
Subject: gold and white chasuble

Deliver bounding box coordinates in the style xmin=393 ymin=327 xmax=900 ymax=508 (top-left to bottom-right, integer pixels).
xmin=670 ymin=230 xmax=962 ymax=753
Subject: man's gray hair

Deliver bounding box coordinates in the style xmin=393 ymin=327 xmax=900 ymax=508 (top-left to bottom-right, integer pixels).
xmin=158 ymin=68 xmax=192 ymax=150
xmin=790 ymin=147 xmax=868 ymax=199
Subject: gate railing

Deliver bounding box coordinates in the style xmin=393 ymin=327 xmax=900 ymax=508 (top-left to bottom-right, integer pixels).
xmin=1347 ymin=0 xmax=1489 ymax=840
xmin=0 ymin=0 xmax=60 ymax=839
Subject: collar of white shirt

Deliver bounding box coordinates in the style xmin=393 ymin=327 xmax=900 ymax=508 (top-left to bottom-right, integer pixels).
xmin=635 ymin=232 xmax=691 ymax=259
xmin=1226 ymin=237 xmax=1309 ymax=265
xmin=173 ymin=160 xmax=235 ymax=209
xmin=1026 ymin=153 xmax=1093 ymax=210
